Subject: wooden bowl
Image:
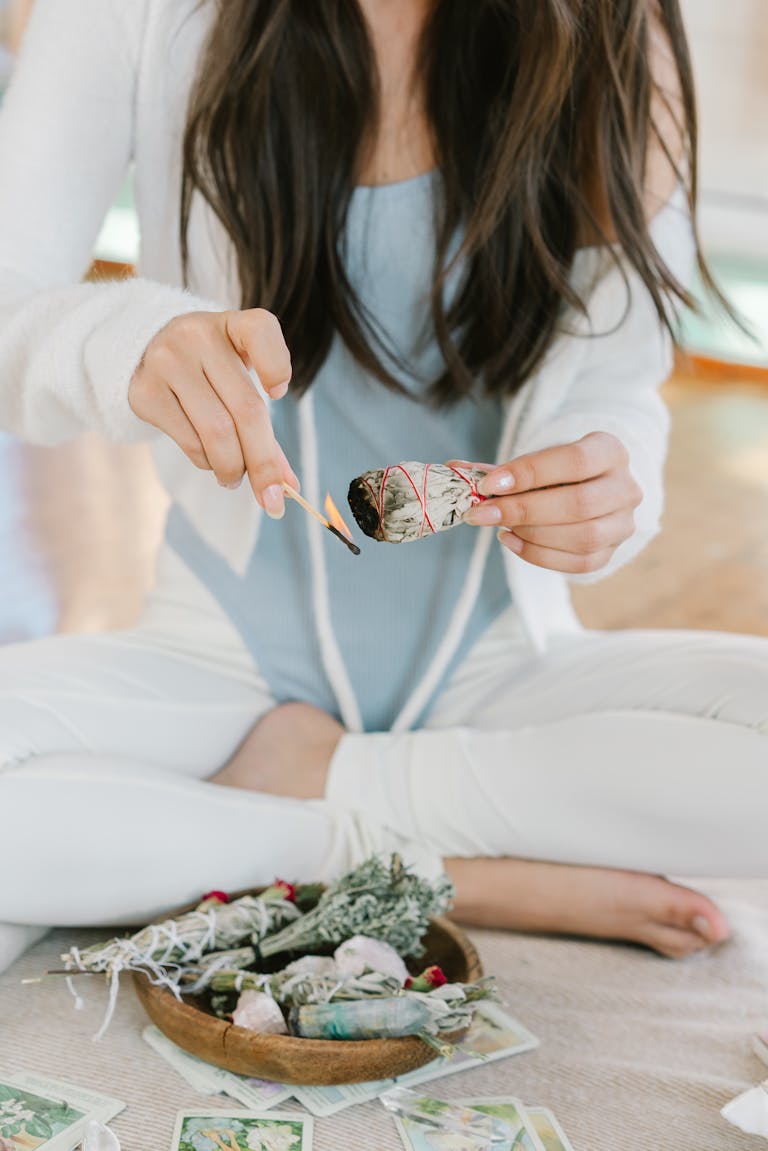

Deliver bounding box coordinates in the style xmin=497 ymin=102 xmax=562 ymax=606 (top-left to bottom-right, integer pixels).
xmin=132 ymin=895 xmax=482 ymax=1086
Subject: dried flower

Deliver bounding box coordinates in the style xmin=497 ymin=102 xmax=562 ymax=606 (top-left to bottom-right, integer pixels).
xmin=265 ymin=880 xmax=297 ymax=904
xmin=405 ymin=965 xmax=448 ymax=992
xmin=199 ymin=891 xmax=230 ymax=906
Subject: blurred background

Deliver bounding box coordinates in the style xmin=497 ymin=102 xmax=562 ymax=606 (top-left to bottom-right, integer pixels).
xmin=0 ymin=0 xmax=766 ymax=644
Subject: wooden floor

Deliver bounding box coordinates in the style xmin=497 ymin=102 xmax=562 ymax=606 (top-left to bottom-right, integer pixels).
xmin=572 ymin=372 xmax=768 ymax=635
xmin=1 ymin=370 xmax=767 ymax=644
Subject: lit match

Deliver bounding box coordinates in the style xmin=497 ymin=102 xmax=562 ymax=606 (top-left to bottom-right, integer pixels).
xmin=282 ymin=484 xmax=361 ymax=555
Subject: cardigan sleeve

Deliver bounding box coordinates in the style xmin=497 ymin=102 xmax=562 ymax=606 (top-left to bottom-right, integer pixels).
xmin=514 ymin=193 xmax=696 ymax=584
xmin=0 ymin=0 xmax=213 ymax=444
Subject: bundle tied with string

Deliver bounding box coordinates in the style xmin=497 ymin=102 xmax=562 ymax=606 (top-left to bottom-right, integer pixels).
xmin=60 ymin=888 xmax=301 ymax=1039
xmin=347 ymin=462 xmax=488 ymax=544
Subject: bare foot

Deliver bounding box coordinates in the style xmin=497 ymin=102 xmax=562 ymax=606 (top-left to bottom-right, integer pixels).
xmin=212 ymin=702 xmax=343 ymax=799
xmin=213 ymin=709 xmax=731 ymax=959
xmin=445 ymin=856 xmax=731 ymax=959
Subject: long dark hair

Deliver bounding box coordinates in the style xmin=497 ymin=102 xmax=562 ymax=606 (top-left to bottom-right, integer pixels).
xmin=181 ymin=1 xmax=709 ymax=405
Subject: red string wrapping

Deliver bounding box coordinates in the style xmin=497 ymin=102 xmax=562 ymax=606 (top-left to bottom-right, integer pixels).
xmin=363 ymin=463 xmax=487 ymax=540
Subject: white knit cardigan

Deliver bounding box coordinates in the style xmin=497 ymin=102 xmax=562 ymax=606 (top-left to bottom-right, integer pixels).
xmin=0 ymin=0 xmax=695 ymax=653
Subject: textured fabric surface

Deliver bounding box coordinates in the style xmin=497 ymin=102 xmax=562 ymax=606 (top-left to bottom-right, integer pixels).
xmin=1 ymin=880 xmax=766 ymax=1150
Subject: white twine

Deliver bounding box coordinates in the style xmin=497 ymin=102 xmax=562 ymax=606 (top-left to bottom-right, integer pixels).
xmin=63 ymin=898 xmax=291 ymax=1039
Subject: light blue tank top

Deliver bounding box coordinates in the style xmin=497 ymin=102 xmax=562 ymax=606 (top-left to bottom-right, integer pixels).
xmin=167 ymin=172 xmax=511 ymax=731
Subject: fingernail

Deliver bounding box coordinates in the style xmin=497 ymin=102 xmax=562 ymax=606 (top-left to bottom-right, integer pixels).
xmin=479 ymin=470 xmax=515 ymax=497
xmin=268 ymin=380 xmax=289 ymax=400
xmin=463 ymin=503 xmax=502 ymax=526
xmin=262 ymin=483 xmax=285 ymax=519
xmin=498 ymin=529 xmax=523 ymax=553
xmin=692 ymin=915 xmax=712 ymax=940
xmin=219 ymin=477 xmax=243 ymax=490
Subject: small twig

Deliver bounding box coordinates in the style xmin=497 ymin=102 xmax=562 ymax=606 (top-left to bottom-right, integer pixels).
xmin=21 ymin=969 xmax=100 ymax=984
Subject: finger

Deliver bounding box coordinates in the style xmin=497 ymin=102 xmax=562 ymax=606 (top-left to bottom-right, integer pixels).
xmin=129 ymin=384 xmax=212 ymax=473
xmin=200 ymin=344 xmax=288 ymax=516
xmin=226 ymin=309 xmax=292 ymax=399
xmin=465 ymin=473 xmax=638 ymax=528
xmin=170 ymin=371 xmax=247 ymax=489
xmin=498 ymin=530 xmax=616 ymax=574
xmin=276 ymin=441 xmax=300 ymax=491
xmin=445 ymin=458 xmax=497 ymax=473
xmin=479 ymin=432 xmax=628 ymax=496
xmin=511 ymin=511 xmax=636 ymax=554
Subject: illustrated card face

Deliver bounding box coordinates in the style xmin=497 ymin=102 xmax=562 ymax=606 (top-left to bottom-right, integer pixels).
xmin=171 ymin=1109 xmax=312 ymax=1151
xmin=525 ymin=1108 xmax=576 ymax=1151
xmin=0 ymin=1078 xmax=87 ymax=1151
xmin=394 ymin=1099 xmax=543 ymax=1151
xmin=450 ymin=1003 xmax=540 ymax=1062
xmin=461 ymin=1099 xmax=546 ymax=1151
xmin=0 ymin=1071 xmax=125 ymax=1151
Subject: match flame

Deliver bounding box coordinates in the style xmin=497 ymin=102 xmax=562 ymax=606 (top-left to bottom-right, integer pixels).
xmin=324 ymin=493 xmax=353 ymax=540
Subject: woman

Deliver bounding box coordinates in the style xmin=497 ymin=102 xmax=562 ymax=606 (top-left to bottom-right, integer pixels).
xmin=0 ymin=0 xmax=765 ymax=975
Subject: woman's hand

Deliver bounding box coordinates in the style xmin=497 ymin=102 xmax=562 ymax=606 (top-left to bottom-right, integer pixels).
xmin=128 ymin=308 xmax=298 ymax=518
xmin=460 ymin=431 xmax=642 ymax=573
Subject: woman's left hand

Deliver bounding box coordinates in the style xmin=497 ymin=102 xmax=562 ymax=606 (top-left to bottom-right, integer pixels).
xmin=459 ymin=431 xmax=642 ymax=573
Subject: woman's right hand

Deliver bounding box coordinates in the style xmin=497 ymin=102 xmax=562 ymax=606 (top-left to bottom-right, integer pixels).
xmin=128 ymin=308 xmax=298 ymax=518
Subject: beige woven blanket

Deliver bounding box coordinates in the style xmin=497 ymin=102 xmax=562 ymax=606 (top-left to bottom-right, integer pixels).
xmin=1 ymin=880 xmax=766 ymax=1150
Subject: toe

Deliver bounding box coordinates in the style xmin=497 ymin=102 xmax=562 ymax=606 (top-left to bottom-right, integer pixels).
xmin=657 ymin=884 xmax=731 ymax=946
xmin=640 ymin=923 xmax=713 ymax=960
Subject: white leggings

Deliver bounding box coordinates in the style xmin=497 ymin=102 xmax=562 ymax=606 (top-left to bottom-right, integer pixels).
xmin=1 ymin=546 xmax=767 ymax=969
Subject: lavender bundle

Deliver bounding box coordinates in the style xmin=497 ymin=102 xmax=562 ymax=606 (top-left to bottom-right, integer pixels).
xmin=347 ymin=462 xmax=488 ymax=543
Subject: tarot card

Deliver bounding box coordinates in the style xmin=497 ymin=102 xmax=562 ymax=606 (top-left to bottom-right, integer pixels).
xmin=0 ymin=1078 xmax=87 ymax=1151
xmin=0 ymin=1072 xmax=123 ymax=1151
xmin=143 ymin=1027 xmax=293 ymax=1110
xmin=461 ymin=1099 xmax=546 ymax=1151
xmin=393 ymin=1097 xmax=544 ymax=1151
xmin=4 ymin=1073 xmax=124 ymax=1129
xmin=293 ymin=1005 xmax=539 ymax=1117
xmin=524 ymin=1108 xmax=576 ymax=1151
xmin=170 ymin=1109 xmax=312 ymax=1151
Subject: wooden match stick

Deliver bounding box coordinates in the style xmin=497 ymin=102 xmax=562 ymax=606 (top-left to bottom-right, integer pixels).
xmin=282 ymin=483 xmax=361 ymax=555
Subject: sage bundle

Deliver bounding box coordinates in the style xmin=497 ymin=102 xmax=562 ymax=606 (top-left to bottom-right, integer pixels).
xmin=255 ymin=854 xmax=454 ymax=960
xmin=61 ymin=885 xmax=301 ymax=1038
xmin=347 ymin=462 xmax=488 ymax=543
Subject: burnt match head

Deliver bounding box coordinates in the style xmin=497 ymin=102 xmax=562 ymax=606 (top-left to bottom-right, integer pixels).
xmin=327 ymin=522 xmax=361 ymax=555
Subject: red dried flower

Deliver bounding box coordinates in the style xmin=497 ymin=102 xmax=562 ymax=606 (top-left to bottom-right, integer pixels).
xmin=267 ymin=879 xmax=297 ymax=903
xmin=424 ymin=965 xmax=447 ymax=987
xmin=403 ymin=964 xmax=448 ymax=992
xmin=200 ymin=890 xmax=230 ymax=904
